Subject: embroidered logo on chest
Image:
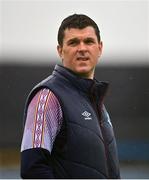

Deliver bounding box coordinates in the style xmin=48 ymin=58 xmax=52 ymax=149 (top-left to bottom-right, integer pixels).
xmin=82 ymin=111 xmax=92 ymax=120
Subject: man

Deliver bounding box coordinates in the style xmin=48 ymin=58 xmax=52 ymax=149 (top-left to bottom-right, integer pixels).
xmin=21 ymin=14 xmax=120 ymax=178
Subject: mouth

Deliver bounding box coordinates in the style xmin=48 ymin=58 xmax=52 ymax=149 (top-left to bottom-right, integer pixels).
xmin=76 ymin=57 xmax=89 ymax=61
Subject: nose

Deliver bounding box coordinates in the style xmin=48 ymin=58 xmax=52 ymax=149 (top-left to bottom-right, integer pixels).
xmin=77 ymin=42 xmax=87 ymax=52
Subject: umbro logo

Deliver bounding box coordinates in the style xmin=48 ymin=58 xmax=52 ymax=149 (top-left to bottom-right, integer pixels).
xmin=82 ymin=111 xmax=92 ymax=120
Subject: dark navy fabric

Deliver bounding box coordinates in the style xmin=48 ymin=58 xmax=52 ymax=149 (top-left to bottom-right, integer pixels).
xmin=23 ymin=64 xmax=120 ymax=179
xmin=21 ymin=148 xmax=55 ymax=178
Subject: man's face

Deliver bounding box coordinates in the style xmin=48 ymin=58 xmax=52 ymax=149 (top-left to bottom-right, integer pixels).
xmin=57 ymin=26 xmax=103 ymax=79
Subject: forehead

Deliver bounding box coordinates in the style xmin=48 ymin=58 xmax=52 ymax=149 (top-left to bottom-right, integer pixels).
xmin=63 ymin=26 xmax=97 ymax=41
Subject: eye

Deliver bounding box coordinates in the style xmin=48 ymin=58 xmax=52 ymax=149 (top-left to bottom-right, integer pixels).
xmin=84 ymin=38 xmax=95 ymax=45
xmin=67 ymin=39 xmax=79 ymax=46
xmin=68 ymin=41 xmax=77 ymax=46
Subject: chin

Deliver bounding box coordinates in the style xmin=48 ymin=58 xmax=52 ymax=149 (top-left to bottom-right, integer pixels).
xmin=76 ymin=67 xmax=90 ymax=73
xmin=75 ymin=67 xmax=92 ymax=78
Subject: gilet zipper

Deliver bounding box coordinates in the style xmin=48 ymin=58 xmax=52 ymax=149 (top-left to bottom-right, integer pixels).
xmin=90 ymin=93 xmax=110 ymax=178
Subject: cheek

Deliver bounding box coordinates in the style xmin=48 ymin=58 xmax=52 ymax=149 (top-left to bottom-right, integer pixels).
xmin=65 ymin=50 xmax=76 ymax=61
xmin=91 ymin=49 xmax=100 ymax=59
xmin=62 ymin=50 xmax=76 ymax=66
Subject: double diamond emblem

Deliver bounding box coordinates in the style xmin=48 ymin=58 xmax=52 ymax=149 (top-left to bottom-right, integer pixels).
xmin=82 ymin=111 xmax=92 ymax=120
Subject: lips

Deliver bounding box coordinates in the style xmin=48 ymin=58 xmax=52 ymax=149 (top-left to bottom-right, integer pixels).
xmin=76 ymin=57 xmax=89 ymax=61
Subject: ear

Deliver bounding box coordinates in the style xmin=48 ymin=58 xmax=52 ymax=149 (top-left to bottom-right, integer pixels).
xmin=57 ymin=45 xmax=63 ymax=58
xmin=98 ymin=41 xmax=103 ymax=57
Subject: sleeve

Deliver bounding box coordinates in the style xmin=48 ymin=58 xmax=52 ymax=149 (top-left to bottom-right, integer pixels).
xmin=20 ymin=88 xmax=63 ymax=178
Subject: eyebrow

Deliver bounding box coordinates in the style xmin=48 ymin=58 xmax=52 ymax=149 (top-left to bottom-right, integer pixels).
xmin=84 ymin=37 xmax=96 ymax=42
xmin=67 ymin=37 xmax=96 ymax=44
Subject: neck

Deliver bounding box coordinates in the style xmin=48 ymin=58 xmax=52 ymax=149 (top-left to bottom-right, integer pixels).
xmin=61 ymin=64 xmax=95 ymax=79
xmin=77 ymin=72 xmax=94 ymax=79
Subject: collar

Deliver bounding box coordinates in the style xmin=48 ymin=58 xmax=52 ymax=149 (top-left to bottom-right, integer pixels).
xmin=53 ymin=64 xmax=109 ymax=98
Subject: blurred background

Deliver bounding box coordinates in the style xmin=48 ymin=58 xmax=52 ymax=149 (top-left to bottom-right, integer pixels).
xmin=0 ymin=0 xmax=149 ymax=178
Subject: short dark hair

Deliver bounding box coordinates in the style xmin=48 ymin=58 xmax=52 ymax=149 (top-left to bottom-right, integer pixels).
xmin=57 ymin=14 xmax=101 ymax=46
